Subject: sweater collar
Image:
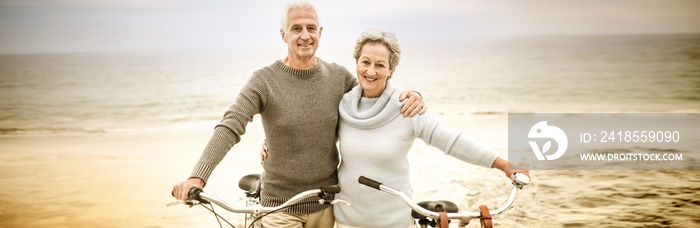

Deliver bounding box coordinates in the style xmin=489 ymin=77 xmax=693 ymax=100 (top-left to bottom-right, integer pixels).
xmin=339 ymin=81 xmax=403 ymax=129
xmin=275 ymin=58 xmax=321 ymax=76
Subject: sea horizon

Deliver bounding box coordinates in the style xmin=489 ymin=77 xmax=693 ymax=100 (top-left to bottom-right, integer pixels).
xmin=1 ymin=33 xmax=699 ymax=136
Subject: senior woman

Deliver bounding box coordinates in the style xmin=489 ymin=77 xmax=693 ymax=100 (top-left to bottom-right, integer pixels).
xmin=333 ymin=29 xmax=529 ymax=228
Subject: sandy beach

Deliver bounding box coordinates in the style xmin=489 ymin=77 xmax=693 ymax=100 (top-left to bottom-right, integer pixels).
xmin=1 ymin=115 xmax=698 ymax=228
xmin=1 ymin=0 xmax=700 ymax=226
xmin=0 ymin=120 xmax=266 ymax=228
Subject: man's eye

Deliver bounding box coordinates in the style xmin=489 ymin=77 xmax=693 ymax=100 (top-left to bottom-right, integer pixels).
xmin=377 ymin=64 xmax=385 ymax=68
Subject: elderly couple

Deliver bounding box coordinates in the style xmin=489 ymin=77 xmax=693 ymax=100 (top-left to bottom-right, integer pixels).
xmin=172 ymin=1 xmax=529 ymax=227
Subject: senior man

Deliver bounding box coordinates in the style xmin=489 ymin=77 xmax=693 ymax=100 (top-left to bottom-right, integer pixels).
xmin=172 ymin=1 xmax=427 ymax=227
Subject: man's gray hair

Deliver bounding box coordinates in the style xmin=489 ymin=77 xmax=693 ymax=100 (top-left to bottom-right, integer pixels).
xmin=281 ymin=0 xmax=320 ymax=30
xmin=353 ymin=29 xmax=401 ymax=73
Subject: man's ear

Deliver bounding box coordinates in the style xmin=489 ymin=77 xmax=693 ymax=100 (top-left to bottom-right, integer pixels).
xmin=280 ymin=29 xmax=286 ymax=42
xmin=318 ymin=26 xmax=323 ymax=39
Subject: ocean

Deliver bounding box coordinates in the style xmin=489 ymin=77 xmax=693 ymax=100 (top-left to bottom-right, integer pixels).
xmin=1 ymin=34 xmax=699 ymax=136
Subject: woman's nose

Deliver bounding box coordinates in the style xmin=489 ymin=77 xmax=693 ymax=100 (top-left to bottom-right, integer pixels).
xmin=366 ymin=67 xmax=376 ymax=76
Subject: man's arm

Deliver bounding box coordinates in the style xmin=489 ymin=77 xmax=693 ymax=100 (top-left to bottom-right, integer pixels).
xmin=173 ymin=74 xmax=267 ymax=200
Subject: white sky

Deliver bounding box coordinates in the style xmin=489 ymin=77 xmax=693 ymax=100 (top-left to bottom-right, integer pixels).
xmin=0 ymin=0 xmax=699 ymax=54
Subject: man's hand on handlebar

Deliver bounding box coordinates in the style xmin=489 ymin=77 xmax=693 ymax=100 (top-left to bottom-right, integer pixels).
xmin=173 ymin=177 xmax=205 ymax=201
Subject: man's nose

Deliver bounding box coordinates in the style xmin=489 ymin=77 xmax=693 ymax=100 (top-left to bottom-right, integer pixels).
xmin=300 ymin=29 xmax=311 ymax=40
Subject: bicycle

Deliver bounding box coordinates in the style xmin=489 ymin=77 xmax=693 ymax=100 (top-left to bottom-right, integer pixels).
xmin=167 ymin=174 xmax=349 ymax=228
xmin=358 ymin=173 xmax=530 ymax=228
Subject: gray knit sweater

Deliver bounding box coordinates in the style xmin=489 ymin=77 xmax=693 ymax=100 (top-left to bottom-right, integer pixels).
xmin=335 ymin=82 xmax=498 ymax=228
xmin=191 ymin=58 xmax=357 ymax=214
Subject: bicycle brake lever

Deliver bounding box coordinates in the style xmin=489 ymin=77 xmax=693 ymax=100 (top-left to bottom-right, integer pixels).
xmin=331 ymin=199 xmax=351 ymax=206
xmin=166 ymin=200 xmax=187 ymax=207
xmin=318 ymin=198 xmax=350 ymax=206
xmin=166 ymin=200 xmax=200 ymax=207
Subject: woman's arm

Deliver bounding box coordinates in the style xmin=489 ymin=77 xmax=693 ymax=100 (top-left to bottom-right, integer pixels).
xmin=409 ymin=112 xmax=497 ymax=168
xmin=409 ymin=111 xmax=529 ymax=180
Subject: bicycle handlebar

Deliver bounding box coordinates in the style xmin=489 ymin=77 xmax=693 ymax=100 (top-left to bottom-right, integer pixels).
xmin=358 ymin=173 xmax=530 ymax=220
xmin=167 ymin=185 xmax=347 ymax=214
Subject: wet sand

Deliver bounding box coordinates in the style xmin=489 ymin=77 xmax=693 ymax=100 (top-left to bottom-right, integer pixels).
xmin=0 ymin=116 xmax=698 ymax=227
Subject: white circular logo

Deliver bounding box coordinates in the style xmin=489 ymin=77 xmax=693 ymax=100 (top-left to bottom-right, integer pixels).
xmin=528 ymin=121 xmax=568 ymax=161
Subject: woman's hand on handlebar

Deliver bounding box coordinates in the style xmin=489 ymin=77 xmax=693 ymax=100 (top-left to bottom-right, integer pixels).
xmin=505 ymin=163 xmax=529 ymax=181
xmin=173 ymin=177 xmax=205 ymax=200
xmin=491 ymin=157 xmax=530 ymax=181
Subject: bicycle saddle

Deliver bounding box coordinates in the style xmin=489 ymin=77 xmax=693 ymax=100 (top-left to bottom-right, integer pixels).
xmin=238 ymin=174 xmax=261 ymax=197
xmin=412 ymin=200 xmax=459 ymax=219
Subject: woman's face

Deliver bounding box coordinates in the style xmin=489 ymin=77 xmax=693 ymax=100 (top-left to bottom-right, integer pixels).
xmin=356 ymin=42 xmax=392 ymax=98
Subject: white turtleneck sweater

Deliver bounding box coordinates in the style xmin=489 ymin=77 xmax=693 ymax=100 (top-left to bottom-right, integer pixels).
xmin=334 ymin=83 xmax=498 ymax=228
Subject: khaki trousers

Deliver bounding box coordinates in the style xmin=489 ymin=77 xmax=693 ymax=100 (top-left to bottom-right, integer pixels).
xmin=261 ymin=207 xmax=334 ymax=228
xmin=335 ymin=218 xmax=418 ymax=228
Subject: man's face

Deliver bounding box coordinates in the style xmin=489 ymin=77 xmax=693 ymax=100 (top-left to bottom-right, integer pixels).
xmin=281 ymin=8 xmax=322 ymax=60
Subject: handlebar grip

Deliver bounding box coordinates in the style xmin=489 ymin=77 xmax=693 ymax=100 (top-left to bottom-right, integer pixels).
xmin=321 ymin=185 xmax=341 ymax=194
xmin=358 ymin=176 xmax=382 ymax=190
xmin=188 ymin=187 xmax=204 ymax=200
xmin=513 ymin=173 xmax=530 ymax=186
xmin=171 ymin=188 xmax=203 ymax=198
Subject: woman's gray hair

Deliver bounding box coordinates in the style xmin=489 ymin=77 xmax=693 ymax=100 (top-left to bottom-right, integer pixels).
xmin=353 ymin=29 xmax=401 ymax=74
xmin=281 ymin=0 xmax=320 ymax=30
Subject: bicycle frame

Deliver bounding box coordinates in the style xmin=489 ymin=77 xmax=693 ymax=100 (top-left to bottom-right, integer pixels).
xmin=359 ymin=173 xmax=530 ymax=228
